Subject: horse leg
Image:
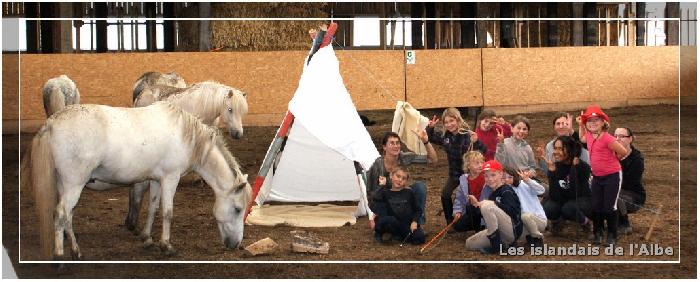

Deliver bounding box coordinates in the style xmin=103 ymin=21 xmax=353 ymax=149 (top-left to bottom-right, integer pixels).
xmin=157 ymin=176 xmax=180 ymax=256
xmin=125 ymin=181 xmax=149 ymax=233
xmin=140 ymin=180 xmax=160 ymax=248
xmin=55 ymin=184 xmax=84 ymax=260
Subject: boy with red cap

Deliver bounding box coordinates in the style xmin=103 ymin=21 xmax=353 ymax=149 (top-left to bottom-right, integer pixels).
xmin=464 ymin=160 xmax=523 ymax=254
xmin=577 ymin=105 xmax=628 ymax=247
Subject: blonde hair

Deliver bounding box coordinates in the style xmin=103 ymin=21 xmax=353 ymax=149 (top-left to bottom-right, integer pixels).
xmin=391 ymin=165 xmax=410 ymax=180
xmin=462 ymin=151 xmax=484 ymax=172
xmin=438 ymin=107 xmax=471 ymax=137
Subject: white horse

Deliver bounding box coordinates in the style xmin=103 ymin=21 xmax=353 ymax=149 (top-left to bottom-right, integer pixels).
xmin=28 ymin=102 xmax=251 ymax=260
xmin=132 ymin=71 xmax=187 ymax=102
xmin=115 ymin=81 xmax=248 ymax=232
xmin=134 ymin=81 xmax=248 ymax=139
xmin=42 ymin=75 xmax=80 ymax=117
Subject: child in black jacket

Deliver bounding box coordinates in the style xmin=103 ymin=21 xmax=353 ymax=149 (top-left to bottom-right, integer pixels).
xmin=369 ymin=165 xmax=426 ymax=245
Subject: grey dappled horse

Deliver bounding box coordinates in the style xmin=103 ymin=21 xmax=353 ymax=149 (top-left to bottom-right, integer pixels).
xmin=132 ymin=71 xmax=187 ymax=102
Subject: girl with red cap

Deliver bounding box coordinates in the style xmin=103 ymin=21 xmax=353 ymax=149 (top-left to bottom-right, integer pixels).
xmin=577 ymin=105 xmax=628 ymax=247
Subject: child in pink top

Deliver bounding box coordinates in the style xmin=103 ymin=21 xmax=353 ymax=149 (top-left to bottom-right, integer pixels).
xmin=577 ymin=105 xmax=627 ymax=247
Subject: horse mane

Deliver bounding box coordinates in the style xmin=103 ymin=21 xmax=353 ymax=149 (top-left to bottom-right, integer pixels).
xmin=159 ymin=102 xmax=244 ymax=182
xmin=167 ymin=81 xmax=248 ymax=122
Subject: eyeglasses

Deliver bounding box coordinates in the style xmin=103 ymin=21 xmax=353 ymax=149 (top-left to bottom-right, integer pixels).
xmin=614 ymin=134 xmax=630 ymax=139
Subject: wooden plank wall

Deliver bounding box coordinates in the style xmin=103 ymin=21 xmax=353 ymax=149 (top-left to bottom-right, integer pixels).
xmin=481 ymin=46 xmax=681 ymax=106
xmin=3 ymin=46 xmax=691 ymax=132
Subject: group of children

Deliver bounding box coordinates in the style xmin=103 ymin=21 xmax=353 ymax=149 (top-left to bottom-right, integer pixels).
xmin=367 ymin=104 xmax=646 ymax=254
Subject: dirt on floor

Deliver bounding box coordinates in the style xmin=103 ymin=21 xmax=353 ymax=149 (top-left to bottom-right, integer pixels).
xmin=2 ymin=104 xmax=696 ymax=278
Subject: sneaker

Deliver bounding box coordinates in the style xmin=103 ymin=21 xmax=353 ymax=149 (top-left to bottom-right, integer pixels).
xmin=374 ymin=233 xmax=383 ymax=243
xmin=548 ymin=220 xmax=563 ymax=235
xmin=592 ymin=232 xmax=604 ymax=245
xmin=619 ymin=225 xmax=633 ymax=235
xmin=605 ymin=235 xmax=617 ymax=247
xmin=382 ymin=232 xmax=393 ymax=242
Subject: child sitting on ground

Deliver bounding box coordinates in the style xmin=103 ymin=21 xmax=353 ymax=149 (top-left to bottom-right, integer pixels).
xmin=452 ymin=151 xmax=487 ymax=232
xmin=369 ymin=165 xmax=426 ymax=245
xmin=502 ymin=167 xmax=547 ymax=249
xmin=465 ymin=160 xmax=522 ymax=254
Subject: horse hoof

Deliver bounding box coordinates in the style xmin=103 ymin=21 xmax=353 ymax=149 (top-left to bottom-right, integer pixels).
xmin=70 ymin=251 xmax=82 ymax=261
xmin=142 ymin=238 xmax=155 ymax=249
xmin=164 ymin=247 xmax=179 ymax=257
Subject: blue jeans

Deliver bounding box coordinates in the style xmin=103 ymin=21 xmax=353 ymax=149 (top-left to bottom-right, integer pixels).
xmin=410 ymin=181 xmax=427 ymax=225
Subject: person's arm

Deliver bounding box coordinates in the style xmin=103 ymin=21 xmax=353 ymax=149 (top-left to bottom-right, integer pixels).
xmin=453 ymin=177 xmax=468 ymax=217
xmin=574 ymin=162 xmax=592 ymax=196
xmin=425 ymin=141 xmax=438 ymax=164
xmin=411 ymin=126 xmax=438 ymax=164
xmin=473 ymin=139 xmax=487 ymax=155
xmin=425 ymin=125 xmax=443 ymax=145
xmin=495 ymin=190 xmax=521 ymax=219
xmin=523 ymin=179 xmax=546 ymax=196
xmin=369 ymin=189 xmax=389 ymax=218
xmin=625 ymin=152 xmax=645 ymax=191
xmin=577 ymin=112 xmax=586 ymax=143
xmin=526 ymin=145 xmax=538 ymax=174
xmin=609 ymin=139 xmax=628 ymax=160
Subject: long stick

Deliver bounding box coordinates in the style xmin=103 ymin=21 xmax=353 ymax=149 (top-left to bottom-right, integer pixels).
xmin=644 ymin=204 xmax=663 ymax=241
xmin=419 ymin=217 xmax=458 ymax=254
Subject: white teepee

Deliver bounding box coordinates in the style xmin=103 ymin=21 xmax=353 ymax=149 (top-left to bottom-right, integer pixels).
xmin=250 ymin=44 xmax=379 ymax=222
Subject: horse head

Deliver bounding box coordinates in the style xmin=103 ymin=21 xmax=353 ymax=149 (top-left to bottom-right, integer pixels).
xmin=219 ymin=87 xmax=248 ymax=139
xmin=212 ymin=173 xmax=251 ymax=249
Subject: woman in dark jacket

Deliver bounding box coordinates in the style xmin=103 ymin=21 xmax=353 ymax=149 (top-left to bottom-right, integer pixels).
xmin=613 ymin=127 xmax=646 ymax=234
xmin=540 ymin=135 xmax=593 ymax=234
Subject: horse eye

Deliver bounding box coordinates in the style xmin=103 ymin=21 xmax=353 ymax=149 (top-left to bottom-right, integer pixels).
xmin=234 ymin=208 xmax=242 ymax=214
xmin=228 ymin=108 xmax=233 ymax=112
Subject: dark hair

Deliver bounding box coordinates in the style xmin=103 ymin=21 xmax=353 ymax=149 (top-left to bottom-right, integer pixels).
xmin=511 ymin=115 xmax=531 ymax=131
xmin=502 ymin=166 xmax=521 ymax=187
xmin=477 ymin=109 xmax=497 ymax=121
xmin=555 ymin=135 xmax=581 ymax=164
xmin=552 ymin=112 xmax=569 ymax=126
xmin=381 ymin=132 xmax=401 ymax=146
xmin=622 ymin=127 xmax=634 ymax=137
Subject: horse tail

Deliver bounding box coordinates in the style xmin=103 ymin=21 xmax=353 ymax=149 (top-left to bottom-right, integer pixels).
xmin=132 ymin=78 xmax=148 ymax=103
xmin=30 ymin=129 xmax=57 ymax=260
xmin=43 ymin=86 xmax=65 ymax=117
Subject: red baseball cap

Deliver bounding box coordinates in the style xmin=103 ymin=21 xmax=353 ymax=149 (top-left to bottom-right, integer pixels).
xmin=581 ymin=105 xmax=609 ymax=124
xmin=482 ymin=160 xmax=503 ymax=172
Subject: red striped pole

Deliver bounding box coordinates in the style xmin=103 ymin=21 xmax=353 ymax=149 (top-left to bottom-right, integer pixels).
xmin=245 ymin=111 xmax=294 ymax=221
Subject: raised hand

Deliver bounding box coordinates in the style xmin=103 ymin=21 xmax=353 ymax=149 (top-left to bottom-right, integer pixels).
xmin=566 ymin=113 xmax=574 ymax=131
xmin=576 ymin=111 xmax=584 ymax=128
xmin=427 ymin=115 xmax=439 ymax=128
xmin=517 ymin=169 xmax=531 ymax=182
xmin=535 ymin=143 xmax=546 ymax=161
xmin=496 ymin=117 xmax=507 ymax=125
xmin=411 ymin=126 xmax=429 ymax=144
xmin=496 ymin=127 xmax=505 ymax=143
xmin=468 ymin=130 xmax=478 ymax=144
xmin=378 ymin=176 xmax=387 ymax=186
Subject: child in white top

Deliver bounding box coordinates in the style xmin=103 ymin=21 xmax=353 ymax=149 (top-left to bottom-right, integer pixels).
xmin=503 ymin=167 xmax=547 ymax=249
